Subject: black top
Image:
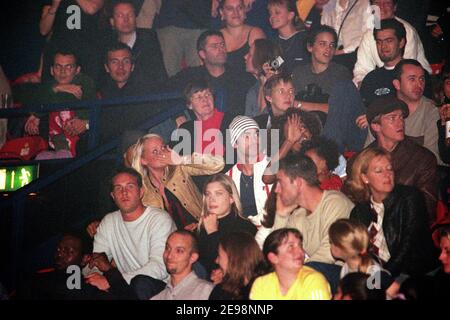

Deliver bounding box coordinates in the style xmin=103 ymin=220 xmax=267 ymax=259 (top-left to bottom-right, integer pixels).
xmin=360 ymin=67 xmax=397 ymax=108
xmin=275 ymin=31 xmax=310 ymax=74
xmin=350 ymin=184 xmax=439 ymax=278
xmin=198 ymin=213 xmax=257 ymax=275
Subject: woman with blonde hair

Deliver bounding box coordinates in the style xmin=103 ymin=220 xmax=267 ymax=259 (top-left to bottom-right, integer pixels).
xmin=345 ymin=146 xmax=438 ymax=284
xmin=218 ymin=0 xmax=266 ymax=76
xmin=209 ymin=232 xmax=266 ymax=300
xmin=197 ymin=174 xmax=257 ymax=275
xmin=329 ymin=219 xmax=386 ymax=280
xmin=130 ymin=133 xmax=224 ymax=230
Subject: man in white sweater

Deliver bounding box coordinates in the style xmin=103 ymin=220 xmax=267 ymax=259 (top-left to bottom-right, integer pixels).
xmin=86 ymin=167 xmax=176 ymax=293
xmin=353 ymin=0 xmax=430 ymax=87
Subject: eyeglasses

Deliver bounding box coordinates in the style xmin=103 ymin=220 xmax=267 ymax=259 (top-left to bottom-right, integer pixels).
xmin=191 ymin=92 xmax=212 ymax=102
xmin=53 ymin=63 xmax=76 ymax=72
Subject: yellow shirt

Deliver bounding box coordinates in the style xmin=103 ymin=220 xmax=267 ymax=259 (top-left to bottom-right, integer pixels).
xmin=250 ymin=266 xmax=331 ymax=300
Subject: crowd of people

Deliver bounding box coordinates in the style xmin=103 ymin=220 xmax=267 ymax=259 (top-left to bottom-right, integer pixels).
xmin=0 ymin=0 xmax=449 ymax=300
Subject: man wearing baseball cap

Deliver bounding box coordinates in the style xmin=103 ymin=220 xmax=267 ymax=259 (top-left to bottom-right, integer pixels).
xmin=226 ymin=116 xmax=273 ymax=247
xmin=365 ymin=95 xmax=438 ymax=223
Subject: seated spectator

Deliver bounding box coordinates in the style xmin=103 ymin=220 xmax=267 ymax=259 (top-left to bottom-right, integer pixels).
xmin=268 ymin=0 xmax=310 ymax=73
xmin=168 ymin=30 xmax=253 ymax=115
xmin=292 ymin=25 xmax=367 ymax=152
xmin=218 ymin=0 xmax=266 ymax=77
xmin=399 ymin=225 xmax=450 ymax=300
xmin=329 ymin=219 xmax=394 ymax=293
xmin=172 ymin=80 xmax=235 ymax=157
xmin=364 ymin=60 xmax=441 ymax=163
xmin=14 ymin=49 xmax=95 ymax=158
xmin=18 ymin=231 xmax=112 ymax=300
xmin=226 ymin=116 xmax=273 ymax=229
xmin=334 ymin=272 xmax=386 ymax=300
xmin=271 ymin=155 xmax=354 ymax=292
xmin=359 ymin=18 xmax=406 ymax=108
xmin=244 ymin=39 xmax=284 ymax=118
xmin=353 ymin=0 xmax=431 ymax=87
xmin=361 ymin=95 xmax=438 ymax=223
xmin=254 ymin=73 xmax=298 ymax=130
xmin=105 ymin=0 xmax=167 ymax=88
xmin=151 ymin=230 xmax=214 ymax=300
xmin=197 ymin=174 xmax=257 ymax=275
xmin=209 ymin=232 xmax=265 ymax=300
xmin=346 ymin=147 xmax=439 ymax=281
xmin=100 ymin=42 xmax=147 ymax=98
xmin=302 ymin=136 xmax=344 ymax=190
xmin=321 ymin=0 xmax=372 ymax=72
xmin=250 ymin=228 xmax=331 ymax=300
xmin=131 ymin=133 xmax=224 ymax=230
xmin=88 ymin=168 xmax=176 ymax=294
xmin=39 ymin=0 xmax=106 ymax=83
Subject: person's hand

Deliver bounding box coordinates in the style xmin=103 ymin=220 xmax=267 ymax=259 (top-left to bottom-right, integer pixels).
xmin=259 ymin=62 xmax=277 ymax=84
xmin=63 ymin=118 xmax=88 ymax=136
xmin=210 ymin=268 xmax=224 ymax=285
xmin=184 ymin=222 xmax=198 ymax=231
xmin=88 ymin=252 xmax=112 ymax=273
xmin=86 ymin=220 xmax=100 ymax=238
xmin=24 ymin=115 xmax=40 ymax=135
xmin=53 ymin=84 xmax=83 ymax=99
xmin=286 ymin=114 xmax=303 ymax=144
xmin=85 ymin=273 xmax=110 ymax=291
xmin=356 ymin=114 xmax=368 ymax=129
xmin=386 ymin=281 xmax=401 ymax=299
xmin=203 ymin=212 xmax=219 ymax=235
xmin=155 ymin=146 xmax=183 ymax=166
xmin=175 ymin=115 xmax=187 ymax=128
xmin=276 ymin=192 xmax=298 ymax=217
xmin=431 ymin=23 xmax=443 ymax=38
xmin=439 ymin=103 xmax=450 ymax=125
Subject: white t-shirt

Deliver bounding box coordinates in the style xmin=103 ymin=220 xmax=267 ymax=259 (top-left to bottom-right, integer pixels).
xmin=94 ymin=206 xmax=176 ymax=283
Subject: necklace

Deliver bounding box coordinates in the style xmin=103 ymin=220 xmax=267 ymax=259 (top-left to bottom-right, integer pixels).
xmin=241 ymin=174 xmax=254 ymax=188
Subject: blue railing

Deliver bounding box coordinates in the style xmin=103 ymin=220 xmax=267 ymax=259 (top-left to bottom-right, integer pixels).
xmin=0 ymin=91 xmax=190 ymax=288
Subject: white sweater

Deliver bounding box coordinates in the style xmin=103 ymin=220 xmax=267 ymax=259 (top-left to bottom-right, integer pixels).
xmin=353 ymin=16 xmax=431 ymax=86
xmin=93 ymin=207 xmax=177 ymax=283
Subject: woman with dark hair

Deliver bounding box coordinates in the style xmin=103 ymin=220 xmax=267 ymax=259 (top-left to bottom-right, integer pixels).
xmin=197 ymin=174 xmax=257 ymax=275
xmin=346 ymin=146 xmax=439 ymax=284
xmin=301 ymin=136 xmax=344 ymax=190
xmin=244 ymin=38 xmax=284 ymax=117
xmin=334 ymin=272 xmax=385 ymax=300
xmin=209 ymin=232 xmax=265 ymax=300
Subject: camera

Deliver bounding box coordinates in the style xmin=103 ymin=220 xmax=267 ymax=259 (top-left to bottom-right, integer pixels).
xmin=270 ymin=56 xmax=285 ymax=71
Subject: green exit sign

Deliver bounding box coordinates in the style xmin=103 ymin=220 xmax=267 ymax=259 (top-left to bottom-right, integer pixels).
xmin=0 ymin=165 xmax=39 ymax=192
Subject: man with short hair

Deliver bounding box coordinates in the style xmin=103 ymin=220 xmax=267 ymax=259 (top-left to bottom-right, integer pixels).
xmin=108 ymin=0 xmax=167 ymax=88
xmin=364 ymin=95 xmax=438 ymax=223
xmin=272 ymin=155 xmax=354 ymax=265
xmin=353 ymin=0 xmax=431 ymax=87
xmin=365 ymin=59 xmax=441 ymax=163
xmin=292 ymin=25 xmax=367 ymax=152
xmin=360 ymin=18 xmax=406 ymax=107
xmin=87 ymin=167 xmax=176 ymax=291
xmin=151 ymin=230 xmax=214 ymax=300
xmin=169 ymin=30 xmax=254 ymax=116
xmin=15 ymin=49 xmax=96 ymax=157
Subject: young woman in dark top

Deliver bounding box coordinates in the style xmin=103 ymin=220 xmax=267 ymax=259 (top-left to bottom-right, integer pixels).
xmin=197 ymin=174 xmax=257 ymax=275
